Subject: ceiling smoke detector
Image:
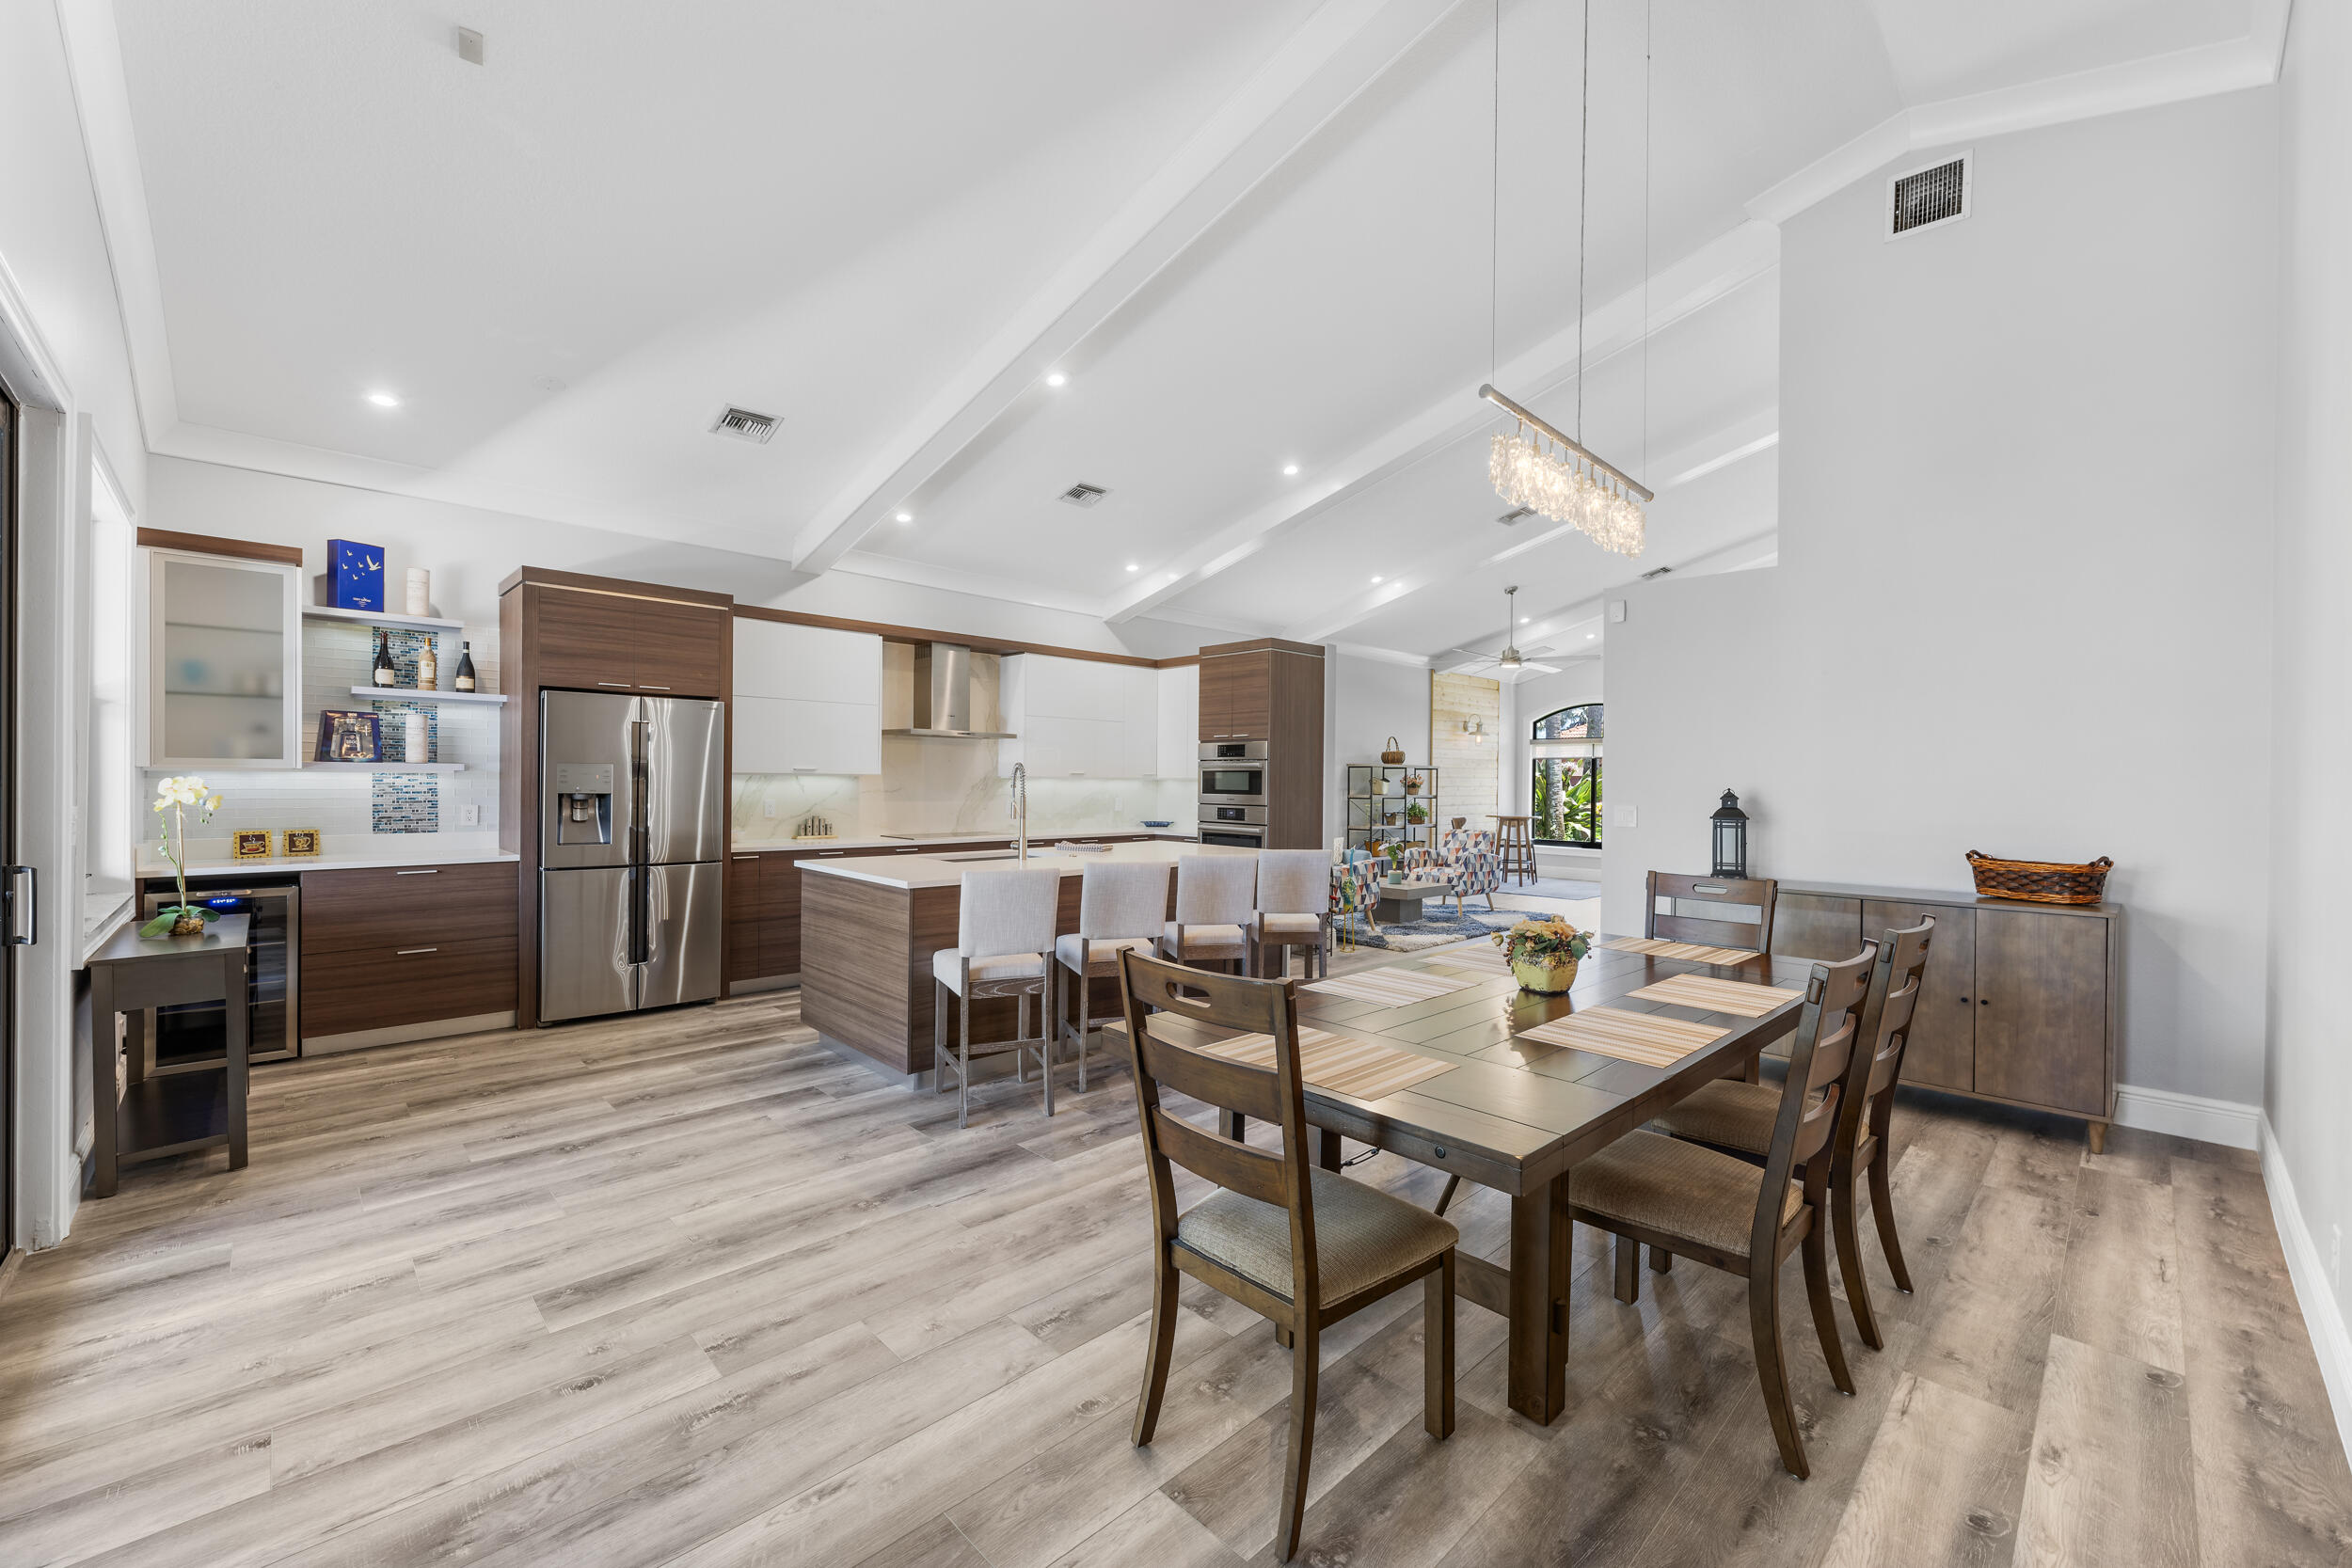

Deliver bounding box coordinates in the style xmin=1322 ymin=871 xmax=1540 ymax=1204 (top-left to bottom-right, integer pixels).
xmin=1495 ymin=506 xmax=1536 ymax=527
xmin=710 ymin=406 xmax=780 ymax=444
xmin=1888 ymin=153 xmax=1969 ymax=239
xmin=1058 ymin=483 xmax=1109 ymax=507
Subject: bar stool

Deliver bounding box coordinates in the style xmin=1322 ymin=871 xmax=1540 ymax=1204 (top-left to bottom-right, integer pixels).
xmin=1250 ymin=849 xmax=1331 ymax=980
xmin=1052 ymin=861 xmax=1169 ymax=1095
xmin=1160 ymin=854 xmax=1256 ymax=974
xmin=933 ymin=865 xmax=1061 ymax=1128
xmin=1490 ymin=815 xmax=1536 ymax=885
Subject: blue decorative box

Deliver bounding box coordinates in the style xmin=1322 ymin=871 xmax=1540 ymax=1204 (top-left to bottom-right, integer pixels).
xmin=328 ymin=539 xmax=385 ymax=611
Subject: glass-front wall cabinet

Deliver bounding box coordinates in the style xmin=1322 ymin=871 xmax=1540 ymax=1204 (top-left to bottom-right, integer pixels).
xmin=146 ymin=549 xmax=302 ymax=768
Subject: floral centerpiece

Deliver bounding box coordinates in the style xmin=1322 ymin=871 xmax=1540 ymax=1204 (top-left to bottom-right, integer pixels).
xmin=143 ymin=776 xmax=222 ymax=937
xmin=1493 ymin=915 xmax=1590 ymax=994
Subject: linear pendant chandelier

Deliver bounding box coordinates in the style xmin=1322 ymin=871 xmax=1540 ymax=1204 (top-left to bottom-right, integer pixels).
xmin=1481 ymin=0 xmax=1648 ymax=559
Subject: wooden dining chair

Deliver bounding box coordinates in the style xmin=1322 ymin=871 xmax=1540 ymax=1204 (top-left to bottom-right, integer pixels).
xmin=1644 ymin=869 xmax=1779 ymax=953
xmin=1645 ymin=918 xmax=1933 ymax=1351
xmin=1117 ymin=948 xmax=1459 ymax=1561
xmin=1567 ymin=944 xmax=1875 ymax=1479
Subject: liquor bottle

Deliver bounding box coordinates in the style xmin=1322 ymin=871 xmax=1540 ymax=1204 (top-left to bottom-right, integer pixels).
xmin=372 ymin=629 xmax=397 ymax=688
xmin=453 ymin=641 xmax=478 ymax=692
xmin=418 ymin=641 xmax=438 ymax=691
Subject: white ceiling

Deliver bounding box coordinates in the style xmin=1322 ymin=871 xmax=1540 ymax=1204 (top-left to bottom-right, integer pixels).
xmin=97 ymin=0 xmax=2282 ymax=666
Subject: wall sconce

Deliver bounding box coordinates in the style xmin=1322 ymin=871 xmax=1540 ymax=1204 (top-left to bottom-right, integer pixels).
xmin=1460 ymin=718 xmax=1485 ymax=745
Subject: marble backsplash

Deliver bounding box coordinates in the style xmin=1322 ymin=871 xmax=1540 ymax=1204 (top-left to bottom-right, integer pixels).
xmin=732 ymin=736 xmax=1193 ymax=843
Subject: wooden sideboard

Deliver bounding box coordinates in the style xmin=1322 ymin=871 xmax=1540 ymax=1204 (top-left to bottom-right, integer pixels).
xmin=1770 ymin=879 xmax=2120 ymax=1150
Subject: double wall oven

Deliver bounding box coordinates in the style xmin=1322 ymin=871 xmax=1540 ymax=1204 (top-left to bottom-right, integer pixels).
xmin=1198 ymin=740 xmax=1268 ymax=848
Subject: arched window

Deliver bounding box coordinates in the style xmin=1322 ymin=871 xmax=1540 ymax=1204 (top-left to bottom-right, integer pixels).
xmin=1530 ymin=703 xmax=1602 ymax=846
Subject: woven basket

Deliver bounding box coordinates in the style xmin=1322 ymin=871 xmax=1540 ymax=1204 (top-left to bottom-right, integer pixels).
xmin=1965 ymin=850 xmax=2113 ymax=906
xmin=1380 ymin=736 xmax=1406 ymax=766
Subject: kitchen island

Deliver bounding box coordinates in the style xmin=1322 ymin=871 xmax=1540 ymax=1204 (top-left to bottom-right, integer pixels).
xmin=799 ymin=840 xmax=1260 ymax=1080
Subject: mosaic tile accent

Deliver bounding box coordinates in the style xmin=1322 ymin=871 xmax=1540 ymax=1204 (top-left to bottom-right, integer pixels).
xmin=371 ymin=773 xmax=441 ymax=833
xmin=368 ymin=699 xmax=439 ymax=763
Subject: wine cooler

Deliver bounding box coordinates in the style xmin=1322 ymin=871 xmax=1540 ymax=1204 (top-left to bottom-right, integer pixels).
xmin=136 ymin=881 xmax=300 ymax=1063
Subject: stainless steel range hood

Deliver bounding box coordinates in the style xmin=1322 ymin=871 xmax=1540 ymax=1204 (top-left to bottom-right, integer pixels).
xmin=882 ymin=642 xmax=1016 ymax=739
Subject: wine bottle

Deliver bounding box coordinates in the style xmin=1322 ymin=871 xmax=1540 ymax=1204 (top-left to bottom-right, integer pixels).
xmin=372 ymin=629 xmax=397 ymax=688
xmin=453 ymin=641 xmax=478 ymax=692
xmin=418 ymin=641 xmax=438 ymax=691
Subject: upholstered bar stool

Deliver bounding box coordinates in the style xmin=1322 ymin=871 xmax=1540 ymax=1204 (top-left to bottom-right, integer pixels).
xmin=1251 ymin=849 xmax=1331 ymax=980
xmin=1052 ymin=860 xmax=1171 ymax=1095
xmin=1160 ymin=854 xmax=1257 ymax=974
xmin=933 ymin=865 xmax=1061 ymax=1129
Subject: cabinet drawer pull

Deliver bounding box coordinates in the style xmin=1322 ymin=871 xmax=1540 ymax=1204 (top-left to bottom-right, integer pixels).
xmin=791 ymin=767 xmax=816 ymax=772
xmin=732 ymin=854 xmax=758 ymax=862
xmin=394 ymin=868 xmax=439 ymax=876
xmin=596 ymin=681 xmax=630 ymax=688
xmin=818 ymin=851 xmax=845 ymax=857
xmin=396 ymin=946 xmax=438 ymax=956
xmin=639 ymin=684 xmax=671 ymax=691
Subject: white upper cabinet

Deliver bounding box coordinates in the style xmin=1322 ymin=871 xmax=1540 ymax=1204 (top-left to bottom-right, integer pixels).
xmin=142 ymin=548 xmax=303 ymax=768
xmin=1155 ymin=663 xmax=1198 ymax=779
xmin=732 ymin=618 xmax=882 ymax=775
xmin=1001 ymin=653 xmax=1163 ymax=778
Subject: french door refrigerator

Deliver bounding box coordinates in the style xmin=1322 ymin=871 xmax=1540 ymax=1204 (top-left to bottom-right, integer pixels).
xmin=539 ymin=690 xmax=725 ymax=1023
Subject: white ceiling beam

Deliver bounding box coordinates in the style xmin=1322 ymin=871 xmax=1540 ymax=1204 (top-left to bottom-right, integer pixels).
xmin=787 ymin=0 xmax=1470 ymax=578
xmin=1285 ymin=405 xmax=1779 ymax=644
xmin=1105 ymin=220 xmax=1780 ymax=626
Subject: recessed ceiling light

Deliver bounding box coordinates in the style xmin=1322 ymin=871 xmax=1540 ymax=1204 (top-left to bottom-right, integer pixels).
xmin=365 ymin=390 xmax=400 ymax=408
xmin=1586 ymin=632 xmax=1596 ymax=639
xmin=1125 ymin=562 xmax=1139 ymax=572
xmin=1282 ymin=463 xmax=1300 ymax=476
xmin=895 ymin=511 xmax=913 ymax=524
xmin=1045 ymin=372 xmax=1067 ymax=388
xmin=1371 ymin=576 xmax=1384 ymax=584
xmin=1519 ymin=616 xmax=1530 ymax=624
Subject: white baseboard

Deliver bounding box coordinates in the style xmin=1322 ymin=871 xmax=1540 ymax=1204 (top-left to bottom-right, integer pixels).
xmin=2112 ymin=1082 xmax=2260 ymax=1149
xmin=2258 ymin=1112 xmax=2352 ymax=1463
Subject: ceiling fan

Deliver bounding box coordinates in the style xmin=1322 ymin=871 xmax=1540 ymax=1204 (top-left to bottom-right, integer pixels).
xmin=1438 ymin=586 xmax=1560 ymax=676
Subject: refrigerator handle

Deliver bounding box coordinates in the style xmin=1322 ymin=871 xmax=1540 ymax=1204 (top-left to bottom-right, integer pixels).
xmin=630 ymin=718 xmax=651 ymax=967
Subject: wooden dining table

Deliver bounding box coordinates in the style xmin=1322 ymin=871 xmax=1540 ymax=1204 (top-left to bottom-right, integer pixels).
xmin=1140 ymin=933 xmax=1816 ymax=1427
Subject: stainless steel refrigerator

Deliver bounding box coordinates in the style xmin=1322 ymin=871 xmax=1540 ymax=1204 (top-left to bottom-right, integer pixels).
xmin=539 ymin=690 xmax=725 ymax=1023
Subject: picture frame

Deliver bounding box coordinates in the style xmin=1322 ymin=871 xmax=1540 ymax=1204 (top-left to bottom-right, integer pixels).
xmin=281 ymin=828 xmax=323 ymax=859
xmin=314 ymin=709 xmax=381 ymax=763
xmin=230 ymin=830 xmax=273 ymax=861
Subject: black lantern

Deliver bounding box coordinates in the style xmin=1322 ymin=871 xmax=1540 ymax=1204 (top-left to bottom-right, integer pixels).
xmin=1710 ymin=790 xmax=1749 ymax=879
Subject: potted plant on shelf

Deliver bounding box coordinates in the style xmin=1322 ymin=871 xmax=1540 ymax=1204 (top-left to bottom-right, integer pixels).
xmin=1382 ymin=841 xmax=1410 ymax=884
xmin=1493 ymin=916 xmax=1591 ymax=994
xmin=1406 ymin=802 xmax=1428 ymax=826
xmin=1403 ymin=771 xmax=1423 ymax=795
xmin=143 ymin=776 xmax=223 ymax=937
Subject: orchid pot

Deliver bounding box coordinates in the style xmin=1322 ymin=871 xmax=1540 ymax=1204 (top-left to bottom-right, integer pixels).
xmin=1493 ymin=916 xmax=1592 ymax=995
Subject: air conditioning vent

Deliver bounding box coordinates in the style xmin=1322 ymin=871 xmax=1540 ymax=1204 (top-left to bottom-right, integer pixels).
xmin=1888 ymin=154 xmax=1968 ymax=238
xmin=1640 ymin=564 xmax=1674 ymax=580
xmin=1058 ymin=483 xmax=1109 ymax=507
xmin=710 ymin=406 xmax=780 ymax=444
xmin=1495 ymin=506 xmax=1535 ymax=527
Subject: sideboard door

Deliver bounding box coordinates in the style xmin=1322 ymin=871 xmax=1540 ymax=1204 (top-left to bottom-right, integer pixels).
xmin=1861 ymin=900 xmax=1976 ymax=1092
xmin=1972 ymin=908 xmax=2108 ymax=1115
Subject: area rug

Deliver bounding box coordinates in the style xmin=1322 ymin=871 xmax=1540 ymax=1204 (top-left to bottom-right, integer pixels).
xmin=1347 ymin=908 xmax=1518 ymax=952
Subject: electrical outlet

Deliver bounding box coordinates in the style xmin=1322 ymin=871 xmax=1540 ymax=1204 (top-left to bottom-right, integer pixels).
xmin=458 ymin=803 xmax=480 ymax=827
xmin=763 ymin=799 xmax=777 ymax=818
xmin=2331 ymin=1224 xmax=2343 ymax=1290
xmin=1617 ymin=805 xmax=1637 ymax=828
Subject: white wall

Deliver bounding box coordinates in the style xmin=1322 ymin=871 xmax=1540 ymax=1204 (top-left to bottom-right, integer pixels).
xmin=1606 ymin=88 xmax=2280 ymax=1109
xmin=2268 ymin=3 xmax=2352 ymax=1422
xmin=1322 ymin=651 xmax=1429 ymax=847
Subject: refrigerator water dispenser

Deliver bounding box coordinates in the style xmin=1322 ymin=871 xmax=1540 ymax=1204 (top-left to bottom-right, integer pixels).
xmin=552 ymin=762 xmax=614 ymax=846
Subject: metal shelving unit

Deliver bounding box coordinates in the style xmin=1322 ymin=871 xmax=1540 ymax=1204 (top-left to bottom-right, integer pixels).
xmin=1344 ymin=763 xmax=1440 ymax=854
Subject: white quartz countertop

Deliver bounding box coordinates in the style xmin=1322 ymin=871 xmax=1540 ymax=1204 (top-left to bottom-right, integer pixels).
xmin=141 ymin=847 xmax=520 ymax=879
xmin=730 ymin=831 xmax=1195 ymax=855
xmin=799 ymin=838 xmax=1250 ymax=892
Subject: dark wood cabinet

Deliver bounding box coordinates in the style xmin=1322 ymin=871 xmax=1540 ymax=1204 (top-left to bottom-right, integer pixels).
xmin=1779 ymin=880 xmax=2118 ymax=1145
xmin=1198 ymin=647 xmax=1279 ymax=740
xmin=529 ymin=588 xmax=637 ymax=693
xmin=628 ymin=598 xmax=728 ymax=697
xmin=725 ymin=854 xmax=763 ymax=982
xmin=299 ymin=863 xmax=517 ymax=1046
xmin=1196 ymin=640 xmax=1324 ymax=848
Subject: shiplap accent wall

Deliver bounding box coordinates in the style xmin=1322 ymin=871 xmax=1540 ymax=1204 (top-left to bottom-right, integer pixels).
xmin=1428 ymin=672 xmax=1500 ymax=832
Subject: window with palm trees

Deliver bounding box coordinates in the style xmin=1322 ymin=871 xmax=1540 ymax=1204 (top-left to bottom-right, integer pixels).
xmin=1530 ymin=703 xmax=1602 ymax=847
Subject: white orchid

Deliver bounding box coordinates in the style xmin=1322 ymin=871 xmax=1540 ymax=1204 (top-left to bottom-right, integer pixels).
xmin=144 ymin=776 xmax=225 ymax=937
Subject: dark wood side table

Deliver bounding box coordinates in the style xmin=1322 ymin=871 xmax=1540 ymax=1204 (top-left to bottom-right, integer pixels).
xmin=87 ymin=913 xmax=250 ymax=1197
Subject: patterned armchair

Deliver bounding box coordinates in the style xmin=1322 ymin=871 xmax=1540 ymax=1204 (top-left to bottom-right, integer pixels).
xmin=1331 ymin=848 xmax=1386 ymax=933
xmin=1408 ymin=829 xmax=1502 ymax=913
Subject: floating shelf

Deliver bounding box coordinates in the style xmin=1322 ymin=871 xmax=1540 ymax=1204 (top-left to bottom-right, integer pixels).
xmin=347 ymin=686 xmax=506 ymax=705
xmin=301 ymin=760 xmax=467 ymax=773
xmin=303 ymin=605 xmax=465 ymax=633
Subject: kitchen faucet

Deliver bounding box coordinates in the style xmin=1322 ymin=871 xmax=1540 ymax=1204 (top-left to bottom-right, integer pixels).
xmin=1010 ymin=762 xmax=1028 ymax=863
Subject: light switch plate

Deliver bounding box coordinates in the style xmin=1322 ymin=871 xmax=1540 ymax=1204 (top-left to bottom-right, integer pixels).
xmin=763 ymin=799 xmax=777 ymax=818
xmin=1617 ymin=805 xmax=1637 ymax=828
xmin=1608 ymin=600 xmax=1627 ymax=624
xmin=458 ymin=803 xmax=480 ymax=827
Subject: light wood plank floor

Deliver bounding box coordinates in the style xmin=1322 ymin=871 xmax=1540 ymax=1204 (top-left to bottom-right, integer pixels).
xmin=5 ymin=964 xmax=2348 ymax=1567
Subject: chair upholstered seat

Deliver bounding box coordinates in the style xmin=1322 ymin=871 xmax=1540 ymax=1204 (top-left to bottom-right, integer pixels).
xmin=1175 ymin=1165 xmax=1458 ymax=1305
xmin=1053 ymin=933 xmax=1156 ymax=974
xmin=1258 ymin=912 xmax=1323 ymax=937
xmin=932 ymin=948 xmax=1046 ymax=991
xmin=1163 ymin=920 xmax=1248 ymax=956
xmin=1647 ymin=1079 xmax=1779 ymax=1155
xmin=1570 ymin=1130 xmax=1802 ymax=1261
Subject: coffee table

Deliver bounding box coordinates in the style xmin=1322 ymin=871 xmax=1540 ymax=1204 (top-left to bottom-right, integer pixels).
xmin=1374 ymin=877 xmax=1455 ymax=923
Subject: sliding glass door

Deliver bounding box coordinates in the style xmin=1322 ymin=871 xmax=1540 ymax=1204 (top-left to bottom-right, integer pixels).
xmin=0 ymin=381 xmax=17 ymax=1251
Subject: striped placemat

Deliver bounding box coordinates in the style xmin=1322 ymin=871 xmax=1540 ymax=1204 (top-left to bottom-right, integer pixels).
xmin=1598 ymin=935 xmax=1761 ymax=966
xmin=1427 ymin=943 xmax=1512 ymax=974
xmin=1302 ymin=967 xmax=1476 ymax=1006
xmin=1625 ymin=973 xmax=1803 ymax=1017
xmin=1197 ymin=1026 xmax=1455 ymax=1101
xmin=1515 ymin=1006 xmax=1728 ymax=1068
